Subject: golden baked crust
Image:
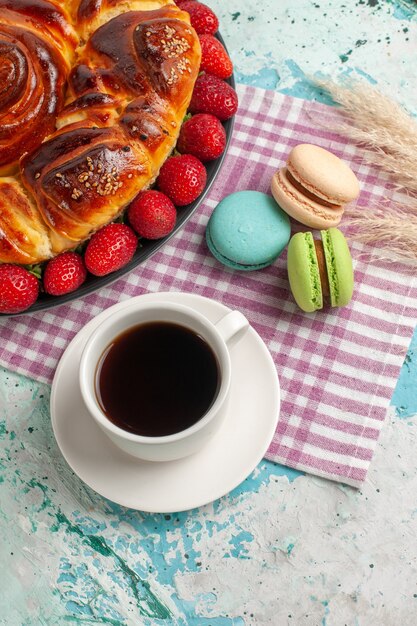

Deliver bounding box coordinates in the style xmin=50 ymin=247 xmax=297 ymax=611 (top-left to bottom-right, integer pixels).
xmin=0 ymin=178 xmax=51 ymax=264
xmin=0 ymin=0 xmax=201 ymax=262
xmin=0 ymin=0 xmax=77 ymax=175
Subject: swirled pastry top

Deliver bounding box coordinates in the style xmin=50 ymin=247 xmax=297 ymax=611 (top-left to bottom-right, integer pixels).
xmin=0 ymin=0 xmax=77 ymax=174
xmin=0 ymin=0 xmax=201 ymax=263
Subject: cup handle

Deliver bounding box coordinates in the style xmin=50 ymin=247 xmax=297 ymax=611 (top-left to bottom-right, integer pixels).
xmin=215 ymin=310 xmax=249 ymax=346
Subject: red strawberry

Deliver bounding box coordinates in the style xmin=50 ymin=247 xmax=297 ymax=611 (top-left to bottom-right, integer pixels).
xmin=128 ymin=190 xmax=177 ymax=239
xmin=189 ymin=74 xmax=238 ymax=121
xmin=175 ymin=0 xmax=196 ymax=6
xmin=157 ymin=154 xmax=207 ymax=206
xmin=179 ymin=1 xmax=219 ymax=35
xmin=43 ymin=252 xmax=87 ymax=296
xmin=178 ymin=113 xmax=226 ymax=162
xmin=0 ymin=264 xmax=39 ymax=314
xmin=199 ymin=34 xmax=233 ymax=79
xmin=84 ymin=223 xmax=138 ymax=276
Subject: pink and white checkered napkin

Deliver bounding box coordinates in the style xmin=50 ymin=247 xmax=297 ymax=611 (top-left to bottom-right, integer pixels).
xmin=1 ymin=84 xmax=417 ymax=487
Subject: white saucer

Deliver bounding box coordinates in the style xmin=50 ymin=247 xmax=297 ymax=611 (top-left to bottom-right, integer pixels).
xmin=50 ymin=292 xmax=280 ymax=513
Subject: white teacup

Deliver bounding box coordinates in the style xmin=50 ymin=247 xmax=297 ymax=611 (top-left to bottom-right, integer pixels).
xmin=79 ymin=300 xmax=249 ymax=462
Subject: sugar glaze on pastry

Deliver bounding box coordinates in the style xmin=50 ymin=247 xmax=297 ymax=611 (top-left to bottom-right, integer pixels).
xmin=0 ymin=0 xmax=201 ymax=263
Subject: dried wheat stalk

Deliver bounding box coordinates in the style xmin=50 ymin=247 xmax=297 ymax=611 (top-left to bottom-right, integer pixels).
xmin=345 ymin=204 xmax=417 ymax=269
xmin=314 ymin=80 xmax=417 ymax=266
xmin=316 ymin=80 xmax=417 ymax=195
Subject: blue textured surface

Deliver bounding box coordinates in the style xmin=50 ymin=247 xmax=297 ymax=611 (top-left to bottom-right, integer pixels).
xmin=1 ymin=1 xmax=417 ymax=624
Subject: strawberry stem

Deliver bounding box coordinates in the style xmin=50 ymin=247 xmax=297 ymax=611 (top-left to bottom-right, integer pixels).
xmin=25 ymin=264 xmax=43 ymax=280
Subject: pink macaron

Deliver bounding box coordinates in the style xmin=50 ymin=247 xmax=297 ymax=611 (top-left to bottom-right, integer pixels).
xmin=271 ymin=144 xmax=360 ymax=229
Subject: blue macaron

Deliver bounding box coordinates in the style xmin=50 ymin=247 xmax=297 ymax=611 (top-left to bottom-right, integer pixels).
xmin=206 ymin=191 xmax=291 ymax=270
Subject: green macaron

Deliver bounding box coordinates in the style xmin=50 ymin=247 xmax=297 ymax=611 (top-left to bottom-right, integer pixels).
xmin=287 ymin=227 xmax=354 ymax=312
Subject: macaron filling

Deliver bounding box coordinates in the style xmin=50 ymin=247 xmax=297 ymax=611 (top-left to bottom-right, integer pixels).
xmin=285 ymin=169 xmax=342 ymax=210
xmin=313 ymin=239 xmax=331 ymax=300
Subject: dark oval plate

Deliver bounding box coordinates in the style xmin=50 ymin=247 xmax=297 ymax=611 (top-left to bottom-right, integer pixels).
xmin=3 ymin=34 xmax=235 ymax=317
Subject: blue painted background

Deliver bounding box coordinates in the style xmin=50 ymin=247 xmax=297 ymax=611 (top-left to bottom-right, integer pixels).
xmin=1 ymin=1 xmax=416 ymax=624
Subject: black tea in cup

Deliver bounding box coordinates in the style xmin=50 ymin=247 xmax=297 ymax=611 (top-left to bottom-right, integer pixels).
xmin=95 ymin=321 xmax=220 ymax=437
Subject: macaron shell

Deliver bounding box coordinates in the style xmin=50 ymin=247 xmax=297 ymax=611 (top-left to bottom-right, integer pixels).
xmin=271 ymin=168 xmax=344 ymax=229
xmin=206 ymin=226 xmax=272 ymax=270
xmin=321 ymin=228 xmax=354 ymax=307
xmin=288 ymin=144 xmax=360 ymax=204
xmin=206 ymin=191 xmax=291 ymax=270
xmin=287 ymin=231 xmax=323 ymax=312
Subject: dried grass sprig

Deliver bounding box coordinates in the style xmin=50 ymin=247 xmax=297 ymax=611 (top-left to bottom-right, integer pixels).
xmin=345 ymin=203 xmax=417 ymax=269
xmin=315 ymin=80 xmax=417 ymax=195
xmin=308 ymin=79 xmax=417 ymax=265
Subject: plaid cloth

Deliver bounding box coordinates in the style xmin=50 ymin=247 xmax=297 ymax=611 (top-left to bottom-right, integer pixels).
xmin=1 ymin=85 xmax=417 ymax=487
